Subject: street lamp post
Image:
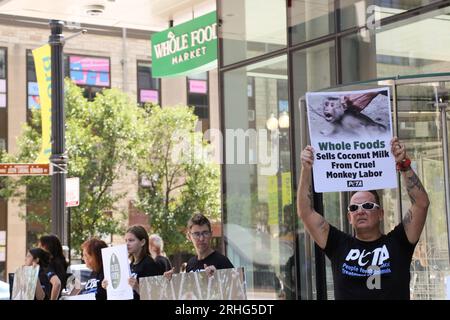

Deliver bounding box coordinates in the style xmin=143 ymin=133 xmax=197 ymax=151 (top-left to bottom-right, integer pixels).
xmin=49 ymin=20 xmax=67 ymax=246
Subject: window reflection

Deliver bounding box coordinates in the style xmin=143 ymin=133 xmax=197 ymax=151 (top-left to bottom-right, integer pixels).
xmin=341 ymin=6 xmax=450 ymax=84
xmin=220 ymin=0 xmax=287 ymax=66
xmin=223 ymin=55 xmax=294 ymax=299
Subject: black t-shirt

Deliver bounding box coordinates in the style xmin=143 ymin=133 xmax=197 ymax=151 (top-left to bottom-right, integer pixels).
xmin=155 ymin=255 xmax=172 ymax=273
xmin=186 ymin=251 xmax=234 ymax=272
xmin=130 ymin=255 xmax=164 ymax=300
xmin=37 ymin=269 xmax=55 ymax=300
xmin=79 ymin=271 xmax=106 ymax=300
xmin=323 ymin=223 xmax=416 ymax=300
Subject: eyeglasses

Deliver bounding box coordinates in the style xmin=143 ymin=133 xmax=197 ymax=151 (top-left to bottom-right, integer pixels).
xmin=348 ymin=202 xmax=380 ymax=213
xmin=190 ymin=231 xmax=212 ymax=239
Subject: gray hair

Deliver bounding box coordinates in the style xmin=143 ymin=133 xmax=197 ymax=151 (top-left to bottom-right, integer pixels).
xmin=149 ymin=234 xmax=165 ymax=256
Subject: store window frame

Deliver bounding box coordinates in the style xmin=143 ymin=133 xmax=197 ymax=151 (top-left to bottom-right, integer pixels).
xmin=0 ymin=47 xmax=7 ymax=152
xmin=26 ymin=49 xmax=39 ymax=121
xmin=186 ymin=72 xmax=210 ymax=132
xmin=64 ymin=53 xmax=111 ymax=101
xmin=136 ymin=60 xmax=161 ymax=106
xmin=0 ymin=46 xmax=7 ymax=281
xmin=217 ymin=0 xmax=450 ymax=300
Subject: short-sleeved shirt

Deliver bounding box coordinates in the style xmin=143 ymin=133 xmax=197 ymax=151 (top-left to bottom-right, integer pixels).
xmin=323 ymin=223 xmax=416 ymax=300
xmin=186 ymin=251 xmax=234 ymax=272
xmin=155 ymin=255 xmax=172 ymax=273
xmin=37 ymin=269 xmax=55 ymax=300
xmin=79 ymin=271 xmax=106 ymax=300
xmin=130 ymin=255 xmax=164 ymax=300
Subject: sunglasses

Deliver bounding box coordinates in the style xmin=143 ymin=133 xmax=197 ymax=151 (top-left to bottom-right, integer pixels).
xmin=348 ymin=202 xmax=380 ymax=213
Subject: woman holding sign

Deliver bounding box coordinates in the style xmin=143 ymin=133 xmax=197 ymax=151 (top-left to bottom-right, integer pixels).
xmin=102 ymin=225 xmax=163 ymax=300
xmin=126 ymin=225 xmax=164 ymax=299
xmin=297 ymin=136 xmax=429 ymax=299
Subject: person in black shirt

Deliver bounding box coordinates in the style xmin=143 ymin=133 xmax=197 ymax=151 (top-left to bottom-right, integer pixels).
xmin=185 ymin=213 xmax=234 ymax=275
xmin=297 ymin=136 xmax=430 ymax=299
xmin=39 ymin=234 xmax=68 ymax=299
xmin=25 ymin=248 xmax=56 ymax=300
xmin=297 ymin=137 xmax=430 ymax=299
xmin=126 ymin=225 xmax=164 ymax=299
xmin=149 ymin=234 xmax=172 ymax=273
xmin=79 ymin=238 xmax=107 ymax=300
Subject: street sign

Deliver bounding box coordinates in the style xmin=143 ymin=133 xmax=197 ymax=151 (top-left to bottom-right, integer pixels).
xmin=66 ymin=177 xmax=79 ymax=207
xmin=0 ymin=163 xmax=51 ymax=176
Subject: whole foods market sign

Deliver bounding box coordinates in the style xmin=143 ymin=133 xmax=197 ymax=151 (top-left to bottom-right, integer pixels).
xmin=151 ymin=11 xmax=217 ymax=78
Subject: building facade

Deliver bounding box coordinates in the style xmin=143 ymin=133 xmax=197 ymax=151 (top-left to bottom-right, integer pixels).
xmin=0 ymin=10 xmax=220 ymax=281
xmin=218 ymin=0 xmax=450 ymax=299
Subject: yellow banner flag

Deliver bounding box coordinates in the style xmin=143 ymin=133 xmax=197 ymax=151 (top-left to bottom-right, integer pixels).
xmin=32 ymin=44 xmax=52 ymax=164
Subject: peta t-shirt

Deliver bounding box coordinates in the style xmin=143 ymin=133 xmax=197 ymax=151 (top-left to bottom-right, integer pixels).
xmin=323 ymin=223 xmax=416 ymax=300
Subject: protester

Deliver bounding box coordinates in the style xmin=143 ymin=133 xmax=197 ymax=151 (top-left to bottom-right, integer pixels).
xmin=38 ymin=234 xmax=68 ymax=299
xmin=165 ymin=213 xmax=234 ymax=280
xmin=102 ymin=225 xmax=163 ymax=300
xmin=25 ymin=247 xmax=60 ymax=300
xmin=297 ymin=136 xmax=430 ymax=299
xmin=149 ymin=233 xmax=172 ymax=272
xmin=79 ymin=238 xmax=107 ymax=300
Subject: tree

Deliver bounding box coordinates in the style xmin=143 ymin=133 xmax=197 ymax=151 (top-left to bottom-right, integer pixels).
xmin=136 ymin=104 xmax=221 ymax=256
xmin=0 ymin=80 xmax=146 ymax=251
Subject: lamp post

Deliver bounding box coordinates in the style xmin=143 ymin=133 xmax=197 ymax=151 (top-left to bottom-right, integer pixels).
xmin=49 ymin=20 xmax=68 ymax=246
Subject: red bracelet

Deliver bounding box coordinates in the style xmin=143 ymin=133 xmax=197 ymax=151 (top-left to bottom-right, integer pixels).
xmin=396 ymin=158 xmax=411 ymax=171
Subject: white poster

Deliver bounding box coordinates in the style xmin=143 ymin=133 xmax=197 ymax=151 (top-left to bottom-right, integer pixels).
xmin=305 ymin=87 xmax=396 ymax=192
xmin=101 ymin=244 xmax=133 ymax=300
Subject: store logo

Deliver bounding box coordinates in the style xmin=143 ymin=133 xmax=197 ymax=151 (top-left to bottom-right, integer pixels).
xmin=347 ymin=180 xmax=363 ymax=187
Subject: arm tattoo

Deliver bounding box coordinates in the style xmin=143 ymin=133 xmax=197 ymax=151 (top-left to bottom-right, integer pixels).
xmin=403 ymin=209 xmax=413 ymax=226
xmin=308 ymin=185 xmax=314 ymax=209
xmin=406 ymin=172 xmax=425 ymax=205
xmin=317 ymin=216 xmax=327 ymax=233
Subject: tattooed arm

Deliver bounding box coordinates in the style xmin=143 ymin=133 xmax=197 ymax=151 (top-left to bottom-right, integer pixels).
xmin=297 ymin=146 xmax=330 ymax=249
xmin=391 ymin=137 xmax=430 ymax=244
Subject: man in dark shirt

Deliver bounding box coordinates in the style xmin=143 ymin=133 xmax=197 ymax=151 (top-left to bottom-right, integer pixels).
xmin=185 ymin=213 xmax=234 ymax=276
xmin=297 ymin=136 xmax=430 ymax=299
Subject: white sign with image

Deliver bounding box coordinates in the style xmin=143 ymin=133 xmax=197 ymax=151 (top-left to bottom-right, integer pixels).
xmin=101 ymin=244 xmax=133 ymax=300
xmin=305 ymin=87 xmax=397 ymax=192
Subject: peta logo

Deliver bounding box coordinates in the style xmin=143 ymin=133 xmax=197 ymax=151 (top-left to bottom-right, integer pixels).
xmin=345 ymin=245 xmax=389 ymax=266
xmin=347 ymin=180 xmax=363 ymax=187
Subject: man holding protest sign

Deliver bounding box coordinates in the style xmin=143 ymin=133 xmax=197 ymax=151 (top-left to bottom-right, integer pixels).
xmin=297 ymin=136 xmax=429 ymax=299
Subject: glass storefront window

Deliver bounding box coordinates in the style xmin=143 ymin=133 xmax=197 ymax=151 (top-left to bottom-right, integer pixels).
xmin=292 ymin=42 xmax=336 ymax=299
xmin=0 ymin=48 xmax=6 ymax=152
xmin=341 ymin=5 xmax=450 ymax=84
xmin=187 ymin=72 xmax=209 ymax=132
xmin=340 ymin=0 xmax=441 ymax=31
xmin=288 ymin=0 xmax=334 ymax=45
xmin=223 ymin=55 xmax=295 ymax=299
xmin=63 ymin=54 xmax=111 ymax=101
xmin=219 ymin=0 xmax=287 ymax=66
xmin=137 ymin=61 xmax=160 ymax=105
xmin=396 ymin=81 xmax=450 ymax=299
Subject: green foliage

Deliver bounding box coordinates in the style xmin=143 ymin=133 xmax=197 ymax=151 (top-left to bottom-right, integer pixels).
xmin=1 ymin=80 xmax=146 ymax=251
xmin=136 ymin=104 xmax=221 ymax=255
xmin=1 ymin=82 xmax=221 ymax=257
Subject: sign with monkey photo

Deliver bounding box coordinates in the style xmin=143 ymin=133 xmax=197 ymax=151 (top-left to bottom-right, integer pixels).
xmin=305 ymin=87 xmax=397 ymax=192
